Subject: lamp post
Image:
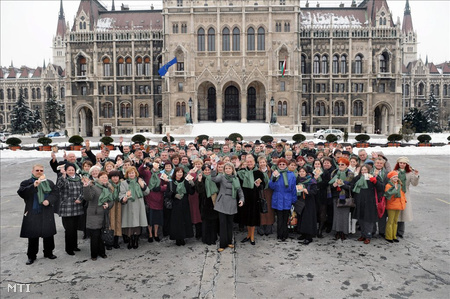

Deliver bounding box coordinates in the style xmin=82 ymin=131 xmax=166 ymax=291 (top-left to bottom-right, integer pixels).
xmin=188 ymin=97 xmax=193 ymax=124
xmin=270 ymin=96 xmax=275 ymax=123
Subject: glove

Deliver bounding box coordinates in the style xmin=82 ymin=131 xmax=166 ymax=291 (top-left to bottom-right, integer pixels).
xmin=175 ymin=194 xmax=183 ymax=200
xmin=188 ymin=180 xmax=195 ymax=186
xmin=369 ymin=177 xmax=377 ymax=184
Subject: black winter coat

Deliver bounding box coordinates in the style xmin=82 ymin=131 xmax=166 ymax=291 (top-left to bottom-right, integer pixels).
xmin=18 ymin=178 xmax=58 ymax=238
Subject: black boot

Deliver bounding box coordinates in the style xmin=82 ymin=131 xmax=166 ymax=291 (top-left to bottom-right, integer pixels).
xmin=317 ymin=223 xmax=325 ymax=238
xmin=127 ymin=235 xmax=133 ymax=249
xmin=195 ymin=223 xmax=202 ymax=240
xmin=133 ymin=235 xmax=139 ymax=249
xmin=123 ymin=235 xmax=130 ymax=244
xmin=113 ymin=236 xmax=120 ymax=249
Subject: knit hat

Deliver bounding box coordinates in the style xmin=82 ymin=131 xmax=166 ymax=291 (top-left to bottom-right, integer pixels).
xmin=387 ymin=171 xmax=398 ymax=179
xmin=397 ymin=157 xmax=409 ymax=164
xmin=364 ymin=159 xmax=374 ymax=166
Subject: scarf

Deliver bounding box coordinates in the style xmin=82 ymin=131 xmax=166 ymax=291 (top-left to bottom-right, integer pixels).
xmin=94 ymin=182 xmax=113 ymax=206
xmin=225 ymin=174 xmax=241 ymax=199
xmin=260 ymin=168 xmax=270 ymax=190
xmin=80 ymin=170 xmax=90 ymax=177
xmin=313 ymin=168 xmax=323 ymax=183
xmin=297 ymin=175 xmax=314 ymax=198
xmin=329 ymin=170 xmax=347 ymax=185
xmin=329 ymin=169 xmax=354 ymax=200
xmin=204 ymin=174 xmax=219 ymax=198
xmin=385 ymin=182 xmax=402 ymax=198
xmin=397 ymin=169 xmax=407 ymax=193
xmin=148 ymin=169 xmax=161 ymax=190
xmin=32 ymin=175 xmax=52 ymax=204
xmin=352 ymin=175 xmax=368 ymax=194
xmin=237 ymin=168 xmax=255 ymax=189
xmin=67 ymin=175 xmax=81 ymax=182
xmin=277 ymin=168 xmax=289 ymax=187
xmin=174 ymin=180 xmax=186 ymax=197
xmin=109 ymin=180 xmax=121 ymax=201
xmin=181 ymin=164 xmax=191 ymax=174
xmin=127 ymin=178 xmax=143 ymax=202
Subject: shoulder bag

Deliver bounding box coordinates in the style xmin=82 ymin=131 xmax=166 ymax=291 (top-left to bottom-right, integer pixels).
xmin=375 ymin=191 xmax=386 ymax=218
xmin=336 ymin=190 xmax=355 ymax=208
xmin=101 ymin=211 xmax=114 ymax=247
xmin=164 ymin=182 xmax=173 ymax=209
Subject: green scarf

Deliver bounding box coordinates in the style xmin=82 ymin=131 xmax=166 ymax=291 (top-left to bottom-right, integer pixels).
xmin=397 ymin=169 xmax=407 ymax=193
xmin=329 ymin=170 xmax=347 ymax=185
xmin=352 ymin=175 xmax=368 ymax=194
xmin=109 ymin=180 xmax=121 ymax=201
xmin=80 ymin=170 xmax=90 ymax=177
xmin=313 ymin=168 xmax=323 ymax=183
xmin=225 ymin=174 xmax=241 ymax=199
xmin=181 ymin=164 xmax=191 ymax=174
xmin=277 ymin=168 xmax=289 ymax=187
xmin=67 ymin=175 xmax=81 ymax=182
xmin=237 ymin=168 xmax=255 ymax=189
xmin=148 ymin=169 xmax=161 ymax=190
xmin=260 ymin=169 xmax=270 ymax=190
xmin=385 ymin=182 xmax=402 ymax=198
xmin=204 ymin=174 xmax=219 ymax=198
xmin=128 ymin=178 xmax=143 ymax=202
xmin=372 ymin=168 xmax=385 ymax=180
xmin=32 ymin=175 xmax=52 ymax=204
xmin=94 ymin=182 xmax=113 ymax=206
xmin=174 ymin=180 xmax=187 ymax=197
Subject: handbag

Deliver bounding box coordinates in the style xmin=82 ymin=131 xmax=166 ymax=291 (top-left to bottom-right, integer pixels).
xmin=375 ymin=191 xmax=386 ymax=218
xmin=293 ymin=198 xmax=305 ymax=215
xmin=336 ymin=190 xmax=355 ymax=208
xmin=164 ymin=182 xmax=173 ymax=209
xmin=101 ymin=211 xmax=114 ymax=247
xmin=288 ymin=206 xmax=298 ymax=228
xmin=258 ymin=189 xmax=268 ymax=214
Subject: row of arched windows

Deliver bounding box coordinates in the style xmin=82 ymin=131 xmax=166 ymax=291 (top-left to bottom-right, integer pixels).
xmin=78 ymin=56 xmax=154 ymax=77
xmin=198 ymin=26 xmax=266 ymax=52
xmin=308 ymin=54 xmax=363 ymax=74
xmin=102 ymin=103 xmax=152 ymax=118
xmin=403 ymin=83 xmax=450 ymax=97
xmin=176 ymin=102 xmax=186 ymax=117
xmin=0 ymin=88 xmax=47 ymax=100
xmin=300 ymin=100 xmax=364 ymax=117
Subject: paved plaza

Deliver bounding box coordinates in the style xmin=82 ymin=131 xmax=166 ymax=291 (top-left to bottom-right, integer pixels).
xmin=1 ymin=155 xmax=449 ymax=298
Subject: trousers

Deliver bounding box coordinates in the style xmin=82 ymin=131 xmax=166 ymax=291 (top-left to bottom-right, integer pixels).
xmin=385 ymin=209 xmax=400 ymax=240
xmin=27 ymin=236 xmax=55 ymax=259
xmin=62 ymin=216 xmax=80 ymax=253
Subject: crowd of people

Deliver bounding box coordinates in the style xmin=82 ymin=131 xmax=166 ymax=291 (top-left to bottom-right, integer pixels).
xmin=18 ymin=135 xmax=420 ymax=264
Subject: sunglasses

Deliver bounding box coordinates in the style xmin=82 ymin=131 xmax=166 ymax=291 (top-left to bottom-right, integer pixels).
xmin=338 ymin=163 xmax=347 ymax=166
xmin=278 ymin=163 xmax=286 ymax=166
xmin=35 ymin=169 xmax=44 ymax=172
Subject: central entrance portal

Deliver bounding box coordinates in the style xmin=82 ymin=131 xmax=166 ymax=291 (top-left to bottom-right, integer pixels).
xmin=224 ymin=86 xmax=240 ymax=121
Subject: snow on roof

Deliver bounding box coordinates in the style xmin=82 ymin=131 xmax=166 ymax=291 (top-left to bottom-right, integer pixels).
xmin=300 ymin=10 xmax=366 ymax=27
xmin=96 ymin=17 xmax=114 ymax=30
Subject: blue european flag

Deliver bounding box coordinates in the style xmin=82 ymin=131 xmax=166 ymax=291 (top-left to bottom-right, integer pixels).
xmin=158 ymin=57 xmax=177 ymax=77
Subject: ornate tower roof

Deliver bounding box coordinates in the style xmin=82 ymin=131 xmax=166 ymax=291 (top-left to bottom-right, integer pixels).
xmin=56 ymin=0 xmax=67 ymax=37
xmin=402 ymin=0 xmax=413 ymax=33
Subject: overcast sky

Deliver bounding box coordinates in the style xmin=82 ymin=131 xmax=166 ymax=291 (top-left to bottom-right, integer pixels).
xmin=1 ymin=0 xmax=449 ymax=68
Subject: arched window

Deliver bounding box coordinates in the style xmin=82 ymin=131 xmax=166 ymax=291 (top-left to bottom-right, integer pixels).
xmin=120 ymin=103 xmax=131 ymax=118
xmin=277 ymin=101 xmax=283 ymax=116
xmin=78 ymin=56 xmax=87 ymax=76
xmin=313 ymin=55 xmax=320 ymax=74
xmin=117 ymin=57 xmax=124 ymax=76
xmin=181 ymin=102 xmax=186 ymax=116
xmin=435 ymin=84 xmax=440 ymax=96
xmin=333 ymin=101 xmax=345 ymax=116
xmin=12 ymin=89 xmax=16 ymax=99
xmin=355 ymin=55 xmax=363 ymax=74
xmin=139 ymin=104 xmax=149 ymax=118
xmin=102 ymin=102 xmax=113 ymax=118
xmin=156 ymin=101 xmax=162 ymax=117
xmin=353 ymin=100 xmax=363 ymax=116
xmin=144 ymin=57 xmax=151 ymax=76
xmin=0 ymin=89 xmax=3 ymax=100
xmin=284 ymin=22 xmax=290 ymax=32
xmin=103 ymin=57 xmax=111 ymax=76
xmin=125 ymin=57 xmax=132 ymax=76
xmin=257 ymin=27 xmax=265 ymax=50
xmin=321 ymin=55 xmax=328 ymax=74
xmin=379 ymin=52 xmax=389 ymax=73
xmin=222 ymin=28 xmax=230 ymax=51
xmin=176 ymin=102 xmax=181 ymax=116
xmin=37 ymin=88 xmax=41 ymax=99
xmin=232 ymin=27 xmax=240 ymax=51
xmin=404 ymin=84 xmax=410 ymax=96
xmin=247 ymin=27 xmax=255 ymax=51
xmin=208 ymin=28 xmax=215 ymax=51
xmin=197 ymin=28 xmax=205 ymax=51
xmin=315 ymin=102 xmax=326 ymax=116
xmin=418 ymin=83 xmax=424 ymax=95
xmin=7 ymin=89 xmax=11 ymax=100
xmin=0 ymin=115 xmax=3 ymax=125
xmin=136 ymin=57 xmax=143 ymax=76
xmin=332 ymin=55 xmax=339 ymax=74
xmin=301 ymin=55 xmax=307 ymax=74
xmin=24 ymin=88 xmax=28 ymax=99
xmin=430 ymin=84 xmax=434 ymax=95
xmin=340 ymin=55 xmax=347 ymax=74
xmin=46 ymin=86 xmax=52 ymax=99
xmin=31 ymin=88 xmax=36 ymax=99
xmin=60 ymin=87 xmax=65 ymax=98
xmin=301 ymin=102 xmax=307 ymax=116
xmin=444 ymin=85 xmax=448 ymax=96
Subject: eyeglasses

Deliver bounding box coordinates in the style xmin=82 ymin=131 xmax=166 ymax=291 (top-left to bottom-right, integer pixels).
xmin=278 ymin=163 xmax=286 ymax=166
xmin=34 ymin=169 xmax=44 ymax=172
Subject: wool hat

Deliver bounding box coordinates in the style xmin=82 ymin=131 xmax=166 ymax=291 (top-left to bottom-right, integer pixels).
xmin=364 ymin=159 xmax=374 ymax=166
xmin=387 ymin=171 xmax=398 ymax=179
xmin=397 ymin=157 xmax=409 ymax=164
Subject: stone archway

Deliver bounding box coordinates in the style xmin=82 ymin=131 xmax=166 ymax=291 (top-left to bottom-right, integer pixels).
xmin=374 ymin=103 xmax=392 ymax=134
xmin=246 ymin=81 xmax=266 ymax=121
xmin=74 ymin=106 xmax=94 ymax=137
xmin=197 ymin=81 xmax=217 ymax=121
xmin=224 ymin=85 xmax=240 ymax=121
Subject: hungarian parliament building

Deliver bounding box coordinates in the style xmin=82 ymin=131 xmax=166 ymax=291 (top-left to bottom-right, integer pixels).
xmin=1 ymin=0 xmax=449 ymax=137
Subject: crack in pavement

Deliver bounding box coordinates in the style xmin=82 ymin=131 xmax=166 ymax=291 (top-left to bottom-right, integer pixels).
xmin=415 ymin=263 xmax=450 ymax=285
xmin=197 ymin=247 xmax=209 ymax=298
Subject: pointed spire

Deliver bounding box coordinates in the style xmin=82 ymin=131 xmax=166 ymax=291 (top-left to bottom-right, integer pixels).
xmin=43 ymin=59 xmax=46 ymax=69
xmin=11 ymin=60 xmax=13 ymax=67
xmin=111 ymin=0 xmax=115 ymax=11
xmin=425 ymin=55 xmax=428 ymax=66
xmin=59 ymin=0 xmax=64 ymax=19
xmin=404 ymin=0 xmax=411 ymax=15
xmin=402 ymin=0 xmax=413 ymax=33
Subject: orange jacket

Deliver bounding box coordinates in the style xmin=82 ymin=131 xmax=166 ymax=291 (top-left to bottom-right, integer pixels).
xmin=385 ymin=183 xmax=406 ymax=210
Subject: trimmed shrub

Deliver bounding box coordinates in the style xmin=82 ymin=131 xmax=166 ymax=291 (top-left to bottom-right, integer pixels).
xmin=6 ymin=137 xmax=22 ymax=146
xmin=131 ymin=134 xmax=146 ymax=144
xmin=355 ymin=134 xmax=370 ymax=142
xmin=387 ymin=134 xmax=403 ymax=142
xmin=37 ymin=137 xmax=52 ymax=146
xmin=100 ymin=136 xmax=114 ymax=145
xmin=417 ymin=134 xmax=432 ymax=143
xmin=260 ymin=135 xmax=274 ymax=143
xmin=68 ymin=135 xmax=84 ymax=145
xmin=228 ymin=133 xmax=243 ymax=142
xmin=196 ymin=135 xmax=209 ymax=144
xmin=326 ymin=134 xmax=338 ymax=143
xmin=447 ymin=135 xmax=450 ymax=141
xmin=162 ymin=135 xmax=175 ymax=143
xmin=292 ymin=134 xmax=306 ymax=143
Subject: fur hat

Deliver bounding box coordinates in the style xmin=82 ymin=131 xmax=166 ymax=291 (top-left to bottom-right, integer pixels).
xmin=396 ymin=157 xmax=409 ymax=164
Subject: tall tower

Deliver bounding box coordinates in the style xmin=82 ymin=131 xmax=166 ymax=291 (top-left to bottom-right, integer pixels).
xmin=402 ymin=0 xmax=417 ymax=66
xmin=52 ymin=0 xmax=66 ymax=68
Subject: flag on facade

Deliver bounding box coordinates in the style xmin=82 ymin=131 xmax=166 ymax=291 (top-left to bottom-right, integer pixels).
xmin=158 ymin=57 xmax=177 ymax=77
xmin=281 ymin=56 xmax=287 ymax=77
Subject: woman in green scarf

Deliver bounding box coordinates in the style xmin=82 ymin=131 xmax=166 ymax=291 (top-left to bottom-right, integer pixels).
xmin=257 ymin=157 xmax=275 ymax=236
xmin=108 ymin=170 xmax=122 ymax=249
xmin=83 ymin=171 xmax=114 ymax=260
xmin=195 ymin=165 xmax=219 ymax=245
xmin=119 ymin=167 xmax=150 ymax=249
xmin=165 ymin=167 xmax=195 ymax=246
xmin=351 ymin=164 xmax=384 ymax=244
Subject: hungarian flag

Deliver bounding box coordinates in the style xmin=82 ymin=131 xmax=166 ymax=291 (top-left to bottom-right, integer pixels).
xmin=281 ymin=57 xmax=287 ymax=77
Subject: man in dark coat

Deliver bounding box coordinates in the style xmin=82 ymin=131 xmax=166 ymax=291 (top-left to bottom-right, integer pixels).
xmin=17 ymin=164 xmax=58 ymax=265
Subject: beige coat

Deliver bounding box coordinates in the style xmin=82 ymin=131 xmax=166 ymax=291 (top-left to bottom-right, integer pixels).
xmin=398 ymin=171 xmax=419 ymax=222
